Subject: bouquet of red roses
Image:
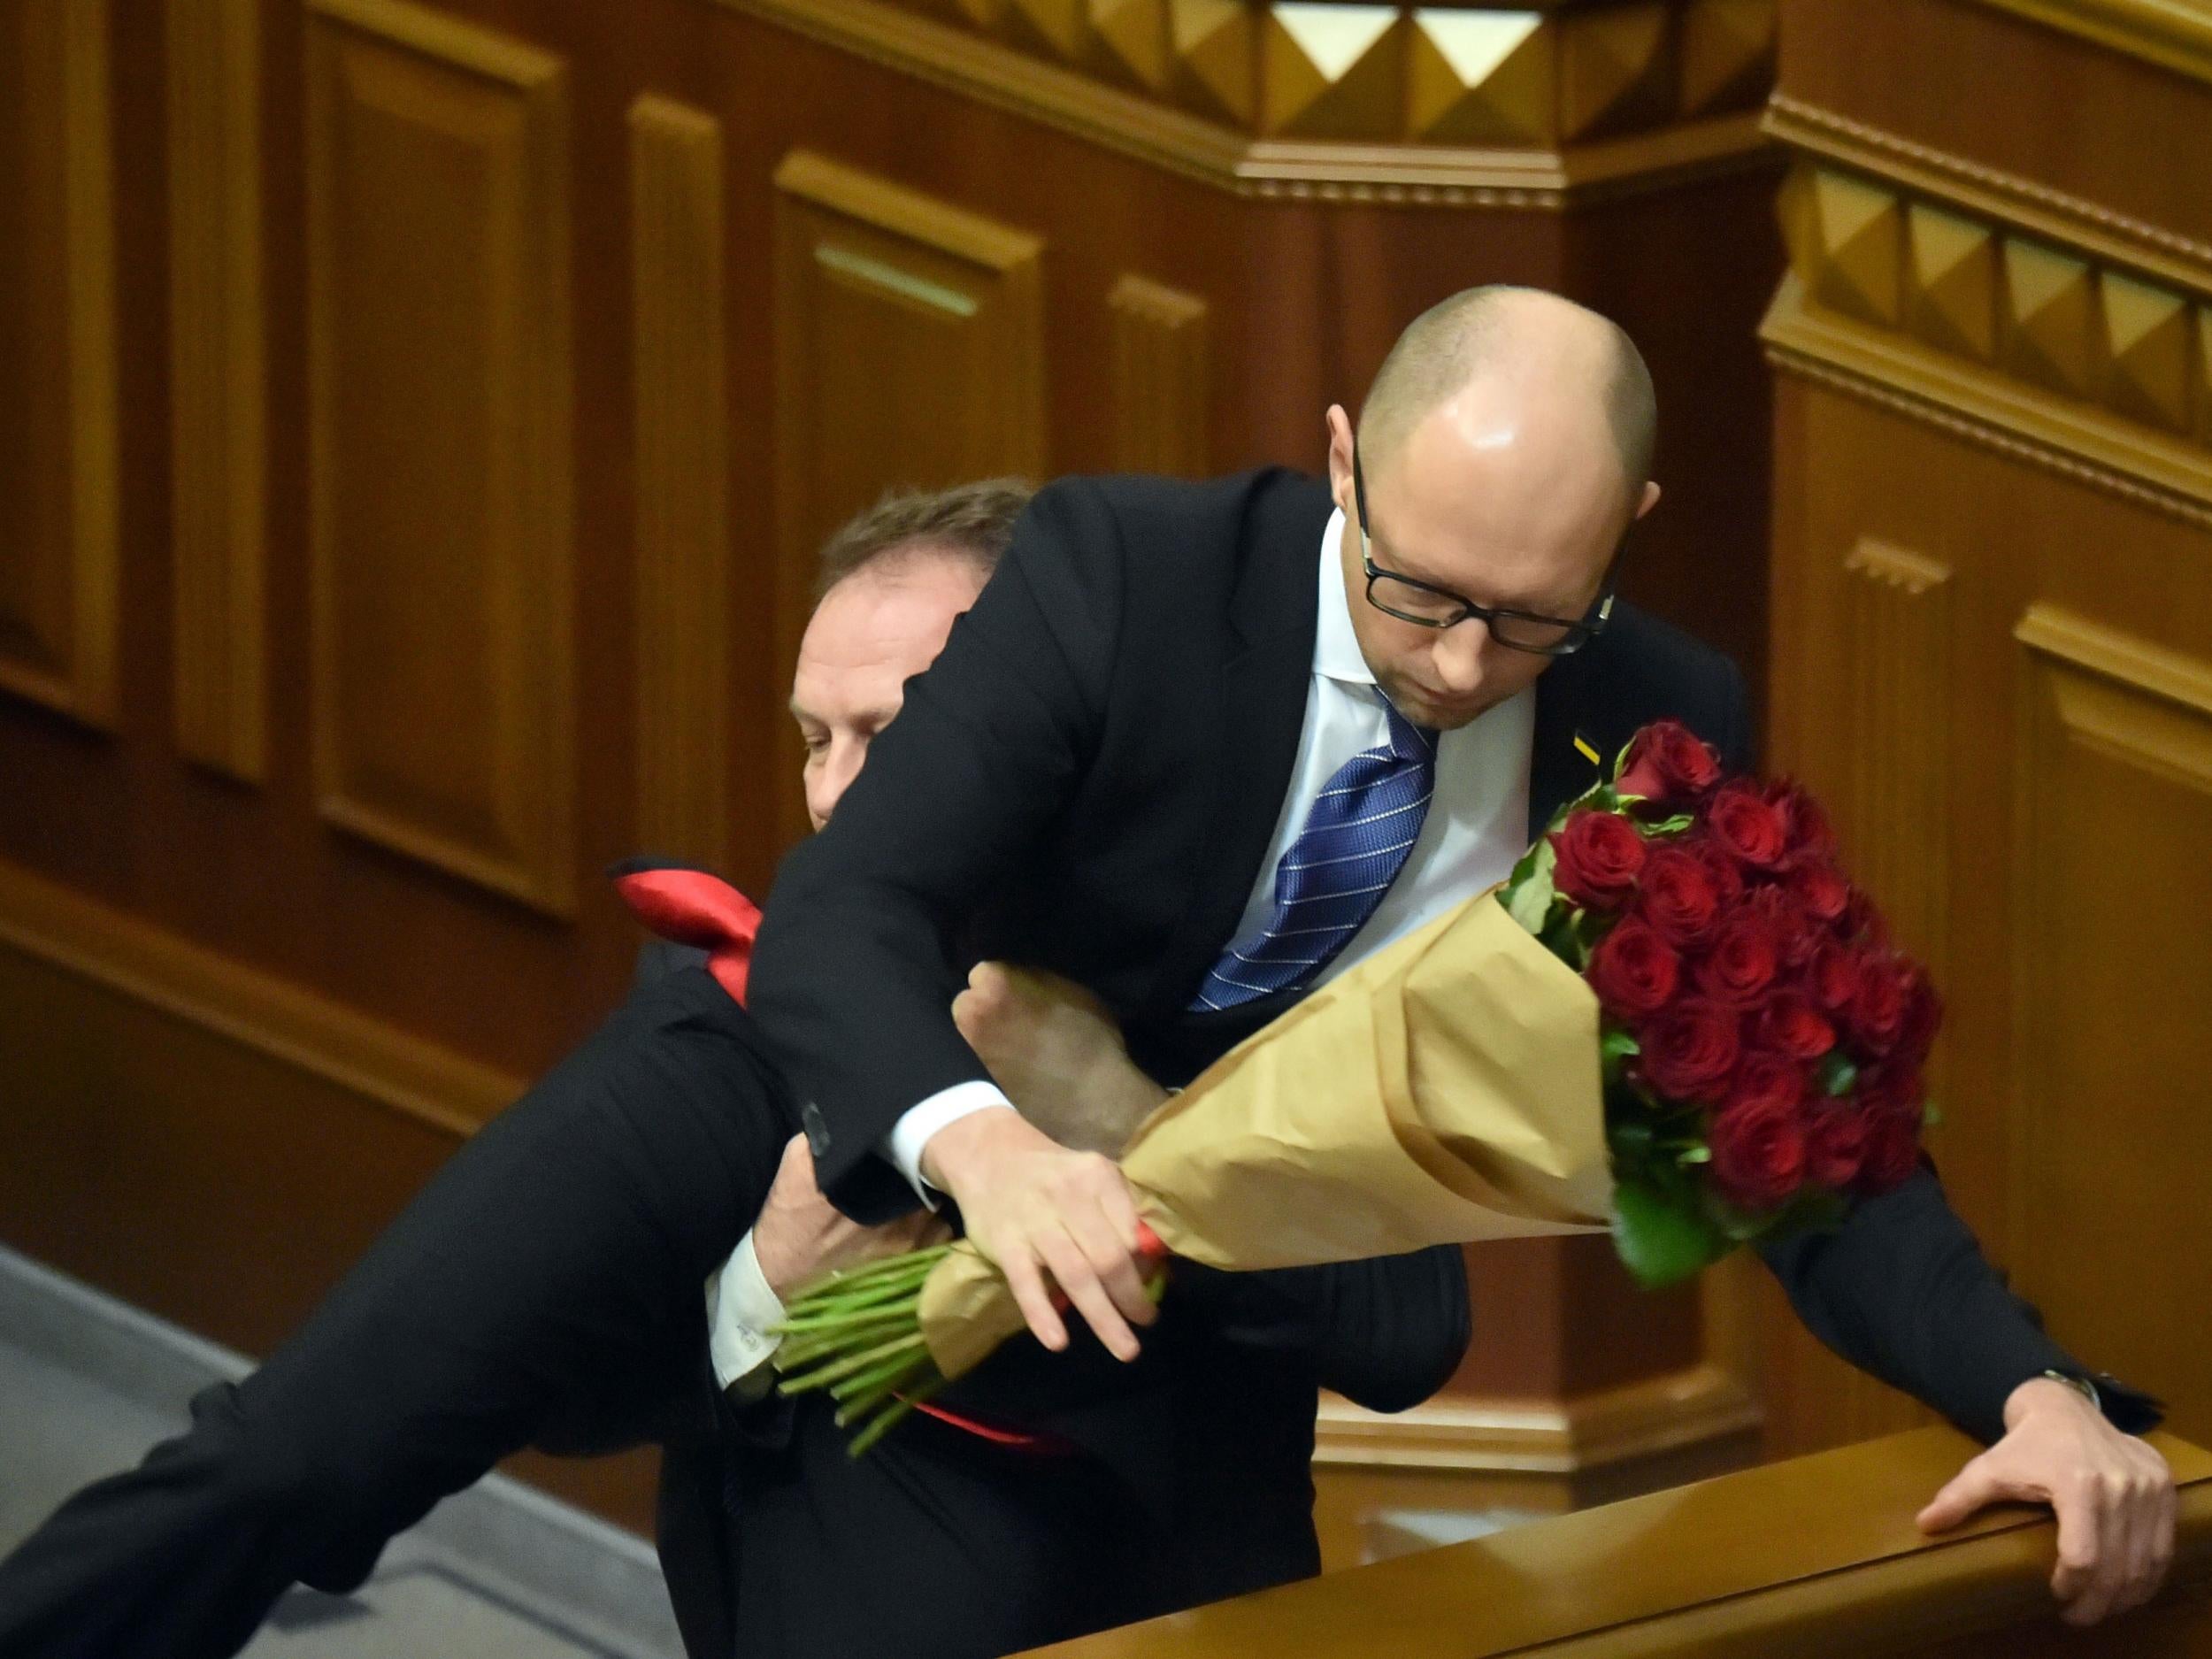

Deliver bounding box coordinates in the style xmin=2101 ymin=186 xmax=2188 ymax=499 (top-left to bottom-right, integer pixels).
xmin=770 ymin=721 xmax=1942 ymax=1454
xmin=1512 ymin=720 xmax=1940 ymax=1286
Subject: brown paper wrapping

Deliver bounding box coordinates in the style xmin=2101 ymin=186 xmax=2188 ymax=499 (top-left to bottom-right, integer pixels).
xmin=918 ymin=888 xmax=1611 ymax=1380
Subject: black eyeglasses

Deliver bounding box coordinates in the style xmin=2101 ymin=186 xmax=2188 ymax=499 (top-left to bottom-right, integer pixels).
xmin=1351 ymin=442 xmax=1617 ymax=657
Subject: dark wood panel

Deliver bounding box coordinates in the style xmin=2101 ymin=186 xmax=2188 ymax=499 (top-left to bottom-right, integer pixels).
xmin=0 ymin=0 xmax=119 ymax=728
xmin=305 ymin=0 xmax=579 ymax=913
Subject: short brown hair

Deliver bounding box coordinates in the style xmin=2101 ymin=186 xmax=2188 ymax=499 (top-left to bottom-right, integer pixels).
xmin=813 ymin=478 xmax=1033 ymax=600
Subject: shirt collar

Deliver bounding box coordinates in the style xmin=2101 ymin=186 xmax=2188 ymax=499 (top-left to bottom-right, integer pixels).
xmin=1314 ymin=507 xmax=1374 ymax=687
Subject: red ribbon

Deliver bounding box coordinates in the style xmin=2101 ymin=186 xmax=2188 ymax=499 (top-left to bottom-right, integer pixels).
xmin=611 ymin=865 xmax=761 ymax=1007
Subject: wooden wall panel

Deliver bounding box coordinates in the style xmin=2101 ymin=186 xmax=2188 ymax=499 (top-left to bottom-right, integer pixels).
xmin=1109 ymin=273 xmax=1210 ymax=476
xmin=1761 ymin=0 xmax=2212 ymax=1456
xmin=771 ymin=150 xmax=1047 ymax=841
xmin=168 ymin=0 xmax=269 ymax=780
xmin=630 ymin=96 xmax=733 ymax=871
xmin=2013 ymin=605 xmax=2212 ymax=1439
xmin=0 ymin=0 xmax=119 ymax=729
xmin=304 ymin=0 xmax=577 ymax=914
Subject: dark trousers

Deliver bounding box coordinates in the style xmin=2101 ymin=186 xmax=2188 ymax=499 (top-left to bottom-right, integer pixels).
xmin=0 ymin=971 xmax=785 ymax=1659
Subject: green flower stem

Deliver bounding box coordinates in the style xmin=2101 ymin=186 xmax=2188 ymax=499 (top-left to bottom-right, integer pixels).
xmin=785 ymin=1246 xmax=950 ymax=1303
xmin=776 ymin=1331 xmax=927 ymax=1395
xmin=845 ymin=1374 xmax=949 ymax=1457
xmin=782 ymin=1270 xmax=936 ymax=1321
xmin=828 ymin=1347 xmax=933 ymax=1406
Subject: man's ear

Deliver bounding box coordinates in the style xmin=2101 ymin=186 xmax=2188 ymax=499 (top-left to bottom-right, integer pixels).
xmin=1634 ymin=480 xmax=1663 ymax=521
xmin=1324 ymin=404 xmax=1356 ymax=510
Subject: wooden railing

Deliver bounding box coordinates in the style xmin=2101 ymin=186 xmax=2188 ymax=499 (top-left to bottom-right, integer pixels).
xmin=1023 ymin=1427 xmax=2212 ymax=1655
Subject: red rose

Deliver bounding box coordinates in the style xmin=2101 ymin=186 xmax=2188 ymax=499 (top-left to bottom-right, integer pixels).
xmin=1550 ymin=810 xmax=1647 ymax=911
xmin=1694 ymin=911 xmax=1783 ymax=1007
xmin=1856 ymin=1062 xmax=1924 ymax=1118
xmin=1747 ymin=882 xmax=1819 ymax=969
xmin=1635 ymin=847 xmax=1722 ymax=948
xmin=1725 ymin=1051 xmax=1809 ymax=1118
xmin=1897 ymin=964 xmax=1942 ymax=1064
xmin=1689 ymin=836 xmax=1747 ymax=907
xmin=1637 ymin=998 xmax=1741 ymax=1100
xmin=1706 ymin=781 xmax=1789 ymax=871
xmin=1615 ymin=720 xmax=1723 ymax=814
xmin=1801 ymin=939 xmax=1861 ymax=1014
xmin=1586 ymin=919 xmax=1680 ymax=1017
xmin=1787 ymin=860 xmax=1852 ymax=926
xmin=1847 ymin=955 xmax=1910 ymax=1056
xmin=1836 ymin=885 xmax=1889 ymax=948
xmin=1766 ymin=780 xmax=1839 ymax=866
xmin=1709 ymin=1100 xmax=1807 ymax=1211
xmin=1806 ymin=1104 xmax=1870 ymax=1189
xmin=1756 ymin=990 xmax=1837 ymax=1062
xmin=1856 ymin=1105 xmax=1923 ymax=1193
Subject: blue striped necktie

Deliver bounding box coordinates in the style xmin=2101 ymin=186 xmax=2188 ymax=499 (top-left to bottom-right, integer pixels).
xmin=1194 ymin=695 xmax=1438 ymax=1010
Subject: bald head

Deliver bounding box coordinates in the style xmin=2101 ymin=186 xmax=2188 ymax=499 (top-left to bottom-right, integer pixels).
xmin=1356 ymin=287 xmax=1655 ymax=507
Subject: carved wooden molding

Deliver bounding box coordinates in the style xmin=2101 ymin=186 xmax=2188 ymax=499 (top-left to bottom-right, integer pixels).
xmin=1972 ymin=0 xmax=2212 ymax=88
xmin=1314 ymin=1363 xmax=1760 ymax=1474
xmin=0 ymin=854 xmax=518 ymax=1138
xmin=1109 ymin=274 xmax=1210 ymax=476
xmin=167 ymin=0 xmax=268 ymax=781
xmin=715 ymin=0 xmax=1778 ymax=204
xmin=304 ymin=0 xmax=579 ymax=914
xmin=631 ymin=96 xmax=733 ymax=872
xmin=1762 ymin=112 xmax=2212 ymax=530
xmin=0 ymin=0 xmax=120 ymax=729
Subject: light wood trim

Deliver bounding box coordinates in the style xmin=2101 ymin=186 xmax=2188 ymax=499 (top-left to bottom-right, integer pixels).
xmin=2016 ymin=602 xmax=2212 ymax=718
xmin=1972 ymin=0 xmax=2212 ymax=87
xmin=0 ymin=856 xmax=518 ymax=1139
xmin=717 ymin=0 xmax=1773 ymax=204
xmin=1763 ymin=274 xmax=2212 ymax=531
xmin=167 ymin=0 xmax=268 ymax=780
xmin=630 ymin=96 xmax=733 ymax=871
xmin=1028 ymin=1428 xmax=2212 ymax=1656
xmin=1767 ymin=95 xmax=2212 ymax=292
xmin=1315 ymin=1363 xmax=1760 ymax=1475
xmin=776 ymin=148 xmax=1047 ymax=269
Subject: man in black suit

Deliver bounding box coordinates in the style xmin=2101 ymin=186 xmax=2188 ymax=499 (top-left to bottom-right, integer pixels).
xmin=0 ymin=481 xmax=1467 ymax=1659
xmin=749 ymin=285 xmax=2176 ymax=1629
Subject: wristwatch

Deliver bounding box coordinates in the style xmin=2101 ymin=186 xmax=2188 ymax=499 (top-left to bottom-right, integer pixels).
xmin=2039 ymin=1369 xmax=2103 ymax=1412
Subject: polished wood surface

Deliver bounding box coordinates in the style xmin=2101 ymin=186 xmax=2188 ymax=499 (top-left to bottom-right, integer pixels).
xmin=1024 ymin=1429 xmax=2212 ymax=1655
xmin=1 ymin=0 xmax=1778 ymax=1532
xmin=1746 ymin=0 xmax=2212 ymax=1458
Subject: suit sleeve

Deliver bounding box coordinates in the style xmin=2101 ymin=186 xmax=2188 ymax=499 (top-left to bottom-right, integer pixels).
xmin=1757 ymin=1167 xmax=2162 ymax=1442
xmin=749 ymin=482 xmax=1125 ymax=1218
xmin=1170 ymin=1248 xmax=1471 ymax=1414
xmin=1707 ymin=661 xmax=2161 ymax=1442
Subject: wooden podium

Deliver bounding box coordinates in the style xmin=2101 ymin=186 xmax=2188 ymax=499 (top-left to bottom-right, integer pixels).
xmin=1021 ymin=1429 xmax=2212 ymax=1655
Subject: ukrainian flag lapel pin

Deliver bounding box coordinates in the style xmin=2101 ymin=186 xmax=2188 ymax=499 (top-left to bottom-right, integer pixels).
xmin=1572 ymin=732 xmax=1601 ymax=768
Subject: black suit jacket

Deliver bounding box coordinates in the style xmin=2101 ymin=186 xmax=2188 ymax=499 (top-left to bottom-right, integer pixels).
xmin=750 ymin=466 xmax=2159 ymax=1464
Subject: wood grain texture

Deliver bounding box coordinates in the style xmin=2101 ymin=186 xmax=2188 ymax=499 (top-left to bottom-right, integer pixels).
xmin=168 ymin=0 xmax=268 ymax=780
xmin=772 ymin=150 xmax=1047 ymax=846
xmin=2012 ymin=606 xmax=2212 ymax=1440
xmin=304 ymin=0 xmax=579 ymax=913
xmin=630 ymin=96 xmax=733 ymax=871
xmin=1757 ymin=0 xmax=2212 ymax=1460
xmin=1108 ymin=273 xmax=1209 ymax=476
xmin=0 ymin=0 xmax=119 ymax=728
xmin=1025 ymin=1429 xmax=2212 ymax=1655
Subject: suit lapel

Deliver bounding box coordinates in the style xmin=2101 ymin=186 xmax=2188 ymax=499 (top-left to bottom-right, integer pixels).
xmin=1141 ymin=474 xmax=1329 ymax=1017
xmin=1527 ymin=645 xmax=1606 ymax=837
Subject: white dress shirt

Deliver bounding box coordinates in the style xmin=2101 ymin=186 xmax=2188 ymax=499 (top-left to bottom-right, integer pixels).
xmin=705 ymin=507 xmax=1536 ymax=1386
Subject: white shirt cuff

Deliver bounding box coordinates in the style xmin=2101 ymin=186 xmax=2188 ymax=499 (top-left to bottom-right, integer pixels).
xmin=705 ymin=1230 xmax=787 ymax=1393
xmin=886 ymin=1080 xmax=1016 ymax=1202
